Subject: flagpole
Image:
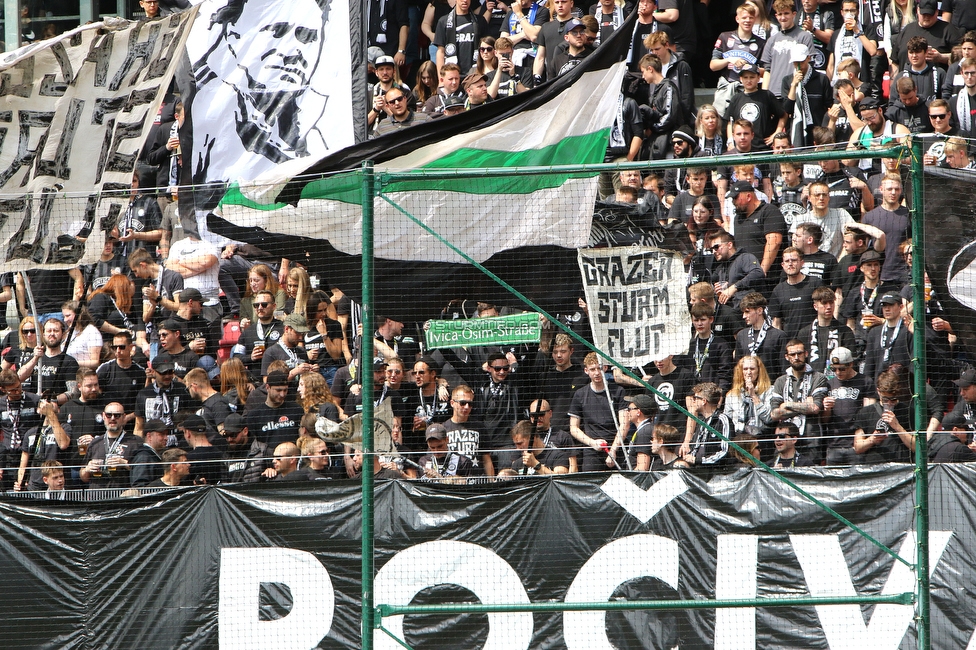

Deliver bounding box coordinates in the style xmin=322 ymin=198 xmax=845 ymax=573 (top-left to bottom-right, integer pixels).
xmin=20 ymin=273 xmax=40 ymax=396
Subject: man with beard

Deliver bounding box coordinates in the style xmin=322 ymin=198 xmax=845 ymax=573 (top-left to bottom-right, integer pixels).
xmin=96 ymin=332 xmax=146 ymax=416
xmin=770 ymin=339 xmax=829 ymax=461
xmin=134 ymin=359 xmax=191 ymax=439
xmin=36 ymin=318 xmax=79 ymax=406
xmin=0 ymin=371 xmax=41 ymax=491
xmin=80 ymin=402 xmax=142 ymax=488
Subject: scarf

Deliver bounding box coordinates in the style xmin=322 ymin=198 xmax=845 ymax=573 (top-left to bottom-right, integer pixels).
xmin=444 ymin=8 xmax=481 ymax=71
xmin=167 ymin=120 xmax=180 ymax=193
xmin=957 ymin=91 xmax=974 ymax=133
xmin=594 ymin=5 xmax=624 ymax=46
xmin=832 ymin=29 xmax=864 ymax=83
xmin=790 ymin=64 xmax=814 ymax=146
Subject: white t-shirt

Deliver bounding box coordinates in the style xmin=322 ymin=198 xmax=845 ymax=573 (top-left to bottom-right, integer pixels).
xmin=65 ymin=324 xmax=103 ymax=363
xmin=168 ymin=237 xmax=221 ymax=303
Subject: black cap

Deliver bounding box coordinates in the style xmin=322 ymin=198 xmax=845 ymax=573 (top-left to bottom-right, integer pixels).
xmin=879 ymin=292 xmax=901 ymax=305
xmin=143 ymin=419 xmax=168 ymax=433
xmin=941 ymin=411 xmax=972 ymax=430
xmin=729 ymin=180 xmax=755 ymax=198
xmin=223 ymin=413 xmax=246 ymax=433
xmin=182 ymin=414 xmax=208 ymax=433
xmin=739 ymin=63 xmax=759 ymax=75
xmin=917 ymin=0 xmax=938 ymax=14
xmin=151 ymin=359 xmax=175 ymax=374
xmin=179 ymin=288 xmax=203 ymax=303
xmin=266 ymin=370 xmax=290 ymax=387
xmin=859 ymin=95 xmax=884 ymax=111
xmin=159 ymin=319 xmax=184 ymax=335
xmin=624 ymin=394 xmax=655 ymax=414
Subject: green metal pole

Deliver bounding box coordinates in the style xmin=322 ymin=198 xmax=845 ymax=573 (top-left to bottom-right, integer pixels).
xmin=361 ymin=160 xmax=376 ymax=650
xmin=375 ymin=593 xmax=915 ymax=618
xmin=909 ymin=137 xmax=930 ymax=650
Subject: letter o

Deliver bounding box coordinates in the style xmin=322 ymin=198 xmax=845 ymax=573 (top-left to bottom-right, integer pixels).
xmin=374 ymin=540 xmax=532 ymax=650
xmin=563 ymin=534 xmax=679 ymax=650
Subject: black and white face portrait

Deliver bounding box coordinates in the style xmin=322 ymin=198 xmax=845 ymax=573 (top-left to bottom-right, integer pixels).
xmin=187 ymin=0 xmax=354 ymax=183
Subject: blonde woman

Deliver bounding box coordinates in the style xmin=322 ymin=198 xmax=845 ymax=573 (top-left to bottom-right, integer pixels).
xmin=724 ymin=355 xmax=774 ymax=434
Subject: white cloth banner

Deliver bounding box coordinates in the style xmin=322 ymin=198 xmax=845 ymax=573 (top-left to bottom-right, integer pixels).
xmin=578 ymin=246 xmax=691 ymax=368
xmin=0 ymin=12 xmax=197 ymax=271
xmin=185 ymin=0 xmax=355 ymax=186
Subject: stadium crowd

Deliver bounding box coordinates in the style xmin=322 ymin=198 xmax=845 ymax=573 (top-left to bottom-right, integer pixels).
xmin=2 ymin=0 xmax=976 ymax=494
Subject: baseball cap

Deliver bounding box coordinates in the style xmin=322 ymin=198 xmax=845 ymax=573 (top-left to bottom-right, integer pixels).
xmin=917 ymin=0 xmax=938 ymax=14
xmin=151 ymin=359 xmax=175 ymax=374
xmin=367 ymin=46 xmax=385 ymax=65
xmin=729 ymin=180 xmax=755 ymax=198
xmin=159 ymin=319 xmax=184 ymax=335
xmin=879 ymin=292 xmax=901 ymax=305
xmin=564 ymin=18 xmax=584 ymax=32
xmin=624 ymin=394 xmax=655 ymax=414
xmin=941 ymin=411 xmax=972 ymax=430
xmin=373 ymin=356 xmax=389 ymax=371
xmin=739 ymin=63 xmax=759 ymax=75
xmin=143 ymin=419 xmax=168 ymax=433
xmin=375 ymin=55 xmax=396 ymax=67
xmin=181 ymin=414 xmax=208 ymax=433
xmin=953 ymin=368 xmax=976 ymax=388
xmin=223 ymin=413 xmax=246 ymax=434
xmin=178 ymin=287 xmax=203 ymax=303
xmin=443 ymin=94 xmax=467 ymax=110
xmin=283 ymin=313 xmax=310 ymax=332
xmin=830 ymin=347 xmax=854 ymax=365
xmin=425 ymin=423 xmax=448 ymax=440
xmin=859 ymin=95 xmax=884 ymax=111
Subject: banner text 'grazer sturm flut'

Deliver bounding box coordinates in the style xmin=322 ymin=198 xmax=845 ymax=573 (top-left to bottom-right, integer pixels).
xmin=1 ymin=465 xmax=975 ymax=649
xmin=579 ymin=246 xmax=692 ymax=367
xmin=0 ymin=11 xmax=196 ymax=272
xmin=423 ymin=313 xmax=541 ymax=350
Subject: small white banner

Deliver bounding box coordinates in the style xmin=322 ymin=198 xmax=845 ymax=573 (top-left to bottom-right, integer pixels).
xmin=578 ymin=245 xmax=690 ymax=368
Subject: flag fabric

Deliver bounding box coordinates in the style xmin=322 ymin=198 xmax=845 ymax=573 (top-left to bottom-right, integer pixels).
xmin=217 ymin=60 xmax=625 ymax=263
xmin=0 ymin=12 xmax=196 ymax=272
xmin=182 ymin=0 xmax=364 ymax=192
xmin=207 ymin=11 xmax=637 ymax=319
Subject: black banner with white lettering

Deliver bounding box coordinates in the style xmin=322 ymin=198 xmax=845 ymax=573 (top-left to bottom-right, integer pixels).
xmin=0 ymin=465 xmax=974 ymax=649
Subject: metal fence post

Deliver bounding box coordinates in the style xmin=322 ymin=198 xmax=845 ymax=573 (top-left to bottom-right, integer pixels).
xmin=361 ymin=160 xmax=376 ymax=650
xmin=909 ymin=137 xmax=930 ymax=650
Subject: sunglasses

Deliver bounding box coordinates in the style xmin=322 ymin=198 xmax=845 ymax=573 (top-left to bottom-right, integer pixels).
xmin=480 ymin=46 xmax=494 ymax=52
xmin=388 ymin=95 xmax=406 ymax=104
xmin=22 ymin=329 xmax=35 ymax=334
xmin=929 ymin=114 xmax=947 ymax=119
xmin=710 ymin=244 xmax=723 ymax=252
xmin=103 ymin=412 xmax=124 ymax=419
xmin=112 ymin=344 xmax=129 ymax=350
xmin=490 ymin=365 xmax=510 ymax=371
xmin=253 ymin=302 xmax=271 ymax=308
xmin=454 ymin=399 xmax=473 ymax=406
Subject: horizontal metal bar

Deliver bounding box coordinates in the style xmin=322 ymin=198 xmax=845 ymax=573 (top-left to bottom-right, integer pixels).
xmin=376 ymin=593 xmax=915 ymax=619
xmin=378 ymin=144 xmax=909 ymax=183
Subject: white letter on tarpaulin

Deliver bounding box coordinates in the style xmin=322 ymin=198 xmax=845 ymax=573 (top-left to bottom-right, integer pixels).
xmin=563 ymin=534 xmax=680 ymax=650
xmin=792 ymin=531 xmax=951 ymax=649
xmin=600 ymin=471 xmax=688 ymax=523
xmin=714 ymin=534 xmax=759 ymax=649
xmin=373 ymin=540 xmax=533 ymax=650
xmin=219 ymin=547 xmax=335 ymax=650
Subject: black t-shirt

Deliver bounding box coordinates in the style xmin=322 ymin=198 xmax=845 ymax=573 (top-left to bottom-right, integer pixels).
xmin=60 ymin=397 xmax=106 ymax=444
xmin=726 ymin=89 xmax=785 ymax=145
xmin=832 ymin=252 xmax=863 ymax=299
xmin=731 ymin=202 xmax=787 ymax=267
xmin=625 ymin=419 xmax=654 ymax=469
xmin=88 ymin=292 xmax=139 ymax=344
xmin=657 ymin=0 xmax=696 ymax=52
xmin=647 ymin=366 xmax=697 ymax=429
xmin=854 ymin=402 xmax=912 ymax=464
xmin=86 ymin=431 xmax=142 ymax=488
xmin=135 ymin=382 xmax=191 ymax=432
xmin=304 ymin=320 xmax=343 ymax=368
xmin=261 ymin=342 xmax=309 ymax=377
xmin=37 ymin=353 xmax=80 ymax=398
xmin=27 ymin=270 xmax=75 ymax=314
xmin=796 ymin=250 xmax=839 ymax=285
xmin=434 ymin=11 xmax=488 ymax=75
xmin=23 ymin=421 xmax=75 ymax=491
xmin=96 ymin=360 xmax=146 ymax=414
xmin=246 ymin=402 xmax=304 ymax=449
xmin=735 ymin=324 xmax=789 ymax=378
xmin=186 ymin=445 xmax=228 ymax=485
xmin=627 ymin=20 xmax=656 ymax=72
xmin=568 ymin=383 xmax=624 ymax=443
xmin=442 ymin=418 xmax=490 ymax=471
xmin=768 ymin=276 xmax=823 ymax=339
xmin=512 ymin=445 xmax=571 ymax=473
xmin=234 ymin=320 xmax=285 ymax=380
xmin=825 ymin=373 xmax=875 ymax=446
xmin=3 ymin=347 xmax=38 ymax=393
xmin=796 ymin=319 xmax=856 ymax=372
xmin=173 ymin=313 xmax=221 ymax=358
